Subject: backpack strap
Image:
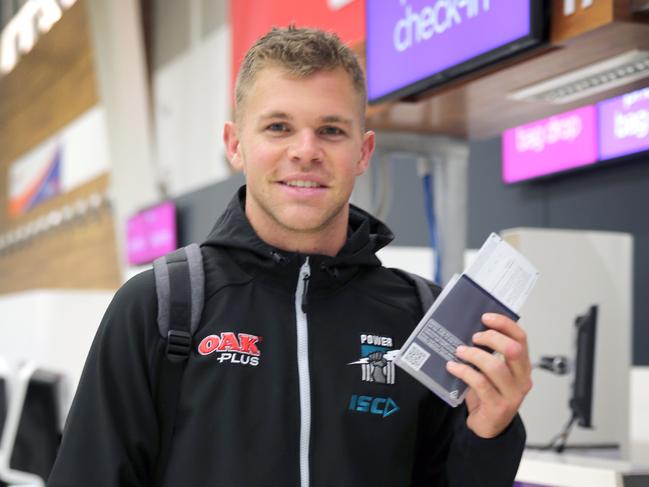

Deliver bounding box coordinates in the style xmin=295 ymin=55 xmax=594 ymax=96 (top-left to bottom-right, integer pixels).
xmin=390 ymin=268 xmax=440 ymax=315
xmin=152 ymin=243 xmax=204 ymax=485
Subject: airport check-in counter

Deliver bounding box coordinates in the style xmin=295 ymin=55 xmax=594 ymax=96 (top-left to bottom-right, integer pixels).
xmin=516 ymin=450 xmax=649 ymax=487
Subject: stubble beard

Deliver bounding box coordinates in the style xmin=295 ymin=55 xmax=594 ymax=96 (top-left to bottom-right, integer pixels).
xmin=248 ymin=188 xmax=350 ymax=241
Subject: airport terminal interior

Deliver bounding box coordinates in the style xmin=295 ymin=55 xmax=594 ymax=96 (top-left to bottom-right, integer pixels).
xmin=0 ymin=0 xmax=649 ymax=485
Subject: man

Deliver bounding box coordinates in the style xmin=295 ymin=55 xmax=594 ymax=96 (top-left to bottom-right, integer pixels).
xmin=48 ymin=27 xmax=531 ymax=486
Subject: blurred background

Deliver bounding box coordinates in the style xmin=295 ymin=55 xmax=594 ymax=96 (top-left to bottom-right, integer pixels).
xmin=0 ymin=1 xmax=648 ymax=485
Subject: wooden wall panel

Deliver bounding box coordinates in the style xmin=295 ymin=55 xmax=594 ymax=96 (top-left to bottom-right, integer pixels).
xmin=0 ymin=1 xmax=98 ymax=172
xmin=550 ymin=0 xmax=615 ymax=42
xmin=0 ymin=0 xmax=121 ymax=293
xmin=0 ymin=175 xmax=121 ymax=293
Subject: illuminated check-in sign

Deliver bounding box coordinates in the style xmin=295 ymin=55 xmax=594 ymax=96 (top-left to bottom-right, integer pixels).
xmin=598 ymin=87 xmax=649 ymax=161
xmin=502 ymin=106 xmax=599 ymax=183
xmin=0 ymin=0 xmax=77 ymax=75
xmin=366 ymin=0 xmax=538 ymax=103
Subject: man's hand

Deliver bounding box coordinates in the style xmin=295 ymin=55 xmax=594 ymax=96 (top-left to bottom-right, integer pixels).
xmin=445 ymin=313 xmax=533 ymax=439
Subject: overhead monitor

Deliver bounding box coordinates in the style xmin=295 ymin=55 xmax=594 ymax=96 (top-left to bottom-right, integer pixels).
xmin=598 ymin=87 xmax=649 ymax=161
xmin=502 ymin=106 xmax=599 ymax=183
xmin=366 ymin=0 xmax=546 ymax=104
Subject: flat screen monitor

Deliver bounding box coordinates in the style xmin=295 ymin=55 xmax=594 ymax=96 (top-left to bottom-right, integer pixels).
xmin=570 ymin=305 xmax=598 ymax=429
xmin=126 ymin=201 xmax=177 ymax=266
xmin=366 ymin=0 xmax=546 ymax=104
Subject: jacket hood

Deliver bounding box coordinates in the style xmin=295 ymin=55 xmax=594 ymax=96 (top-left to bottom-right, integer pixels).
xmin=201 ymin=186 xmax=394 ymax=270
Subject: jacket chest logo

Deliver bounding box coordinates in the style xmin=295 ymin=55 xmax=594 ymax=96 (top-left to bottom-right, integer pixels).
xmin=197 ymin=332 xmax=261 ymax=366
xmin=347 ymin=333 xmax=397 ymax=385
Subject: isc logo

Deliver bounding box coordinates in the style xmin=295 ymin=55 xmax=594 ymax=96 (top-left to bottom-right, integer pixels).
xmin=348 ymin=394 xmax=399 ymax=418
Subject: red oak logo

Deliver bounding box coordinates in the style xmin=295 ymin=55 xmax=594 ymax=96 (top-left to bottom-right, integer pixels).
xmin=198 ymin=332 xmax=261 ymax=364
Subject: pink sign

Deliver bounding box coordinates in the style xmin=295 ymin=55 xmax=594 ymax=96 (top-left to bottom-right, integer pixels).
xmin=598 ymin=87 xmax=649 ymax=160
xmin=126 ymin=201 xmax=177 ymax=265
xmin=502 ymin=106 xmax=599 ymax=183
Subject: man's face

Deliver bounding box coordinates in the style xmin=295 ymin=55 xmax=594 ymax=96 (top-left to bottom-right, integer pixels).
xmin=224 ymin=66 xmax=375 ymax=241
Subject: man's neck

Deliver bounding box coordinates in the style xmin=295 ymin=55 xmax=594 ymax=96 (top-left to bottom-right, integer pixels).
xmin=245 ymin=206 xmax=349 ymax=258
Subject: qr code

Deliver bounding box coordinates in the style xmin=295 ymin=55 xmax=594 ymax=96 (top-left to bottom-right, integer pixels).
xmin=402 ymin=343 xmax=430 ymax=371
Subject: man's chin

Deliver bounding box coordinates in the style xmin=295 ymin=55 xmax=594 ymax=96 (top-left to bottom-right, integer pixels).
xmin=276 ymin=218 xmax=330 ymax=234
xmin=274 ymin=208 xmax=341 ymax=234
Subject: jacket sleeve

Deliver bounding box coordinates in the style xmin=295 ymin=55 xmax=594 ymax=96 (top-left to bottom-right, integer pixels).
xmin=47 ymin=271 xmax=162 ymax=487
xmin=411 ymin=399 xmax=526 ymax=487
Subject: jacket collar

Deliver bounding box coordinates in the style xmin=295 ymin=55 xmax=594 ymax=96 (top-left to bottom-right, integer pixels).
xmin=201 ymin=186 xmax=394 ymax=291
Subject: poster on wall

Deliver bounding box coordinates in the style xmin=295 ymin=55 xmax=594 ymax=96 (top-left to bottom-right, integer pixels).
xmin=8 ymin=142 xmax=62 ymax=217
xmin=8 ymin=106 xmax=110 ymax=217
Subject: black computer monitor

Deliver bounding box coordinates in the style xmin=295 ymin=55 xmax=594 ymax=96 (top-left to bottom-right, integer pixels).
xmin=569 ymin=305 xmax=598 ymax=429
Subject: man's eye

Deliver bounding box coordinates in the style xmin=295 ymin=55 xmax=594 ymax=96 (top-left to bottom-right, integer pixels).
xmin=320 ymin=126 xmax=345 ymax=136
xmin=267 ymin=123 xmax=288 ymax=132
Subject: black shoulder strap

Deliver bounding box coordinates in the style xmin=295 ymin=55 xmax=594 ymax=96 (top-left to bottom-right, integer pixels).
xmin=390 ymin=268 xmax=439 ymax=315
xmin=152 ymin=243 xmax=204 ymax=485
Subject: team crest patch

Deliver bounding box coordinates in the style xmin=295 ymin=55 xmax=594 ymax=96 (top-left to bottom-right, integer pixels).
xmin=347 ymin=334 xmax=397 ymax=385
xmin=198 ymin=332 xmax=261 ymax=366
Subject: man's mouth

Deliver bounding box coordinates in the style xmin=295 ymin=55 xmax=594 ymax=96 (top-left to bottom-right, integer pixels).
xmin=280 ymin=180 xmax=326 ymax=188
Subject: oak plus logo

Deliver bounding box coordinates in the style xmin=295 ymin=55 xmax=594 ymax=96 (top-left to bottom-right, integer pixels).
xmin=198 ymin=332 xmax=261 ymax=366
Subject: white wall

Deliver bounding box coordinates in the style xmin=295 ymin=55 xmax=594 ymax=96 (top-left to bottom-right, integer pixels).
xmin=377 ymin=245 xmax=436 ymax=281
xmin=153 ymin=1 xmax=232 ymax=197
xmin=0 ymin=290 xmax=114 ymax=416
xmin=630 ymin=366 xmax=649 ymax=463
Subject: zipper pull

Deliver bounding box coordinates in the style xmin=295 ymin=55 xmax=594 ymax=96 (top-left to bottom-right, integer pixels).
xmin=301 ymin=273 xmax=310 ymax=314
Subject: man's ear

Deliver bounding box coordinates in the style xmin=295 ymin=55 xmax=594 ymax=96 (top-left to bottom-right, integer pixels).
xmin=223 ymin=121 xmax=243 ymax=172
xmin=356 ymin=130 xmax=375 ymax=176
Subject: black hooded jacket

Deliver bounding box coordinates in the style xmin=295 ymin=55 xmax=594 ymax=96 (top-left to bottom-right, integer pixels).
xmin=48 ymin=187 xmax=525 ymax=487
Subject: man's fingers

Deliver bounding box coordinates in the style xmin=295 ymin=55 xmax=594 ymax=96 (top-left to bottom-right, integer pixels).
xmin=446 ymin=360 xmax=500 ymax=403
xmin=479 ymin=313 xmax=531 ymax=378
xmin=481 ymin=313 xmax=528 ymax=347
xmin=471 ymin=329 xmax=531 ymax=379
xmin=472 ymin=329 xmax=523 ymax=361
xmin=455 ymin=345 xmax=517 ymax=397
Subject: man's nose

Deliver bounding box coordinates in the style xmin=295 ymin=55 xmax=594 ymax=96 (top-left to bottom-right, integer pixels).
xmin=287 ymin=129 xmax=323 ymax=163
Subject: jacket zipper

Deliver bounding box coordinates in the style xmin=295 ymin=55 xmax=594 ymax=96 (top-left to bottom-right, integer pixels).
xmin=295 ymin=258 xmax=311 ymax=487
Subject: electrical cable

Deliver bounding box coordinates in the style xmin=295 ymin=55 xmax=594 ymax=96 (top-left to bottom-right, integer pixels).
xmin=526 ymin=413 xmax=577 ymax=453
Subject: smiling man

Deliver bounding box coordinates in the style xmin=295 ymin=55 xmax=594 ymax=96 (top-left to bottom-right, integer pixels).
xmin=49 ymin=27 xmax=531 ymax=487
xmin=224 ymin=38 xmax=374 ymax=257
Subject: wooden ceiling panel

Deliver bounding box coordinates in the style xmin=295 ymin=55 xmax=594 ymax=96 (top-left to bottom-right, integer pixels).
xmin=0 ymin=0 xmax=98 ymax=166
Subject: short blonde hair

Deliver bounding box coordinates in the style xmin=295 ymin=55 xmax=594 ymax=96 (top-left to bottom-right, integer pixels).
xmin=235 ymin=26 xmax=367 ymax=121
